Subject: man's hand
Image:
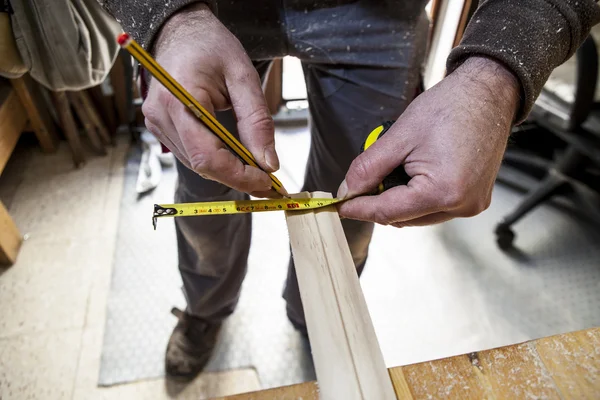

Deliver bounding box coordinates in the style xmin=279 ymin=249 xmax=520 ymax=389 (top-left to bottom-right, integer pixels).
xmin=142 ymin=3 xmax=279 ymax=197
xmin=337 ymin=57 xmax=520 ymax=227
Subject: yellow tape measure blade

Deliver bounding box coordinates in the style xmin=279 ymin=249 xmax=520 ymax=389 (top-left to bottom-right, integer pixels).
xmin=153 ymin=198 xmax=340 ymax=229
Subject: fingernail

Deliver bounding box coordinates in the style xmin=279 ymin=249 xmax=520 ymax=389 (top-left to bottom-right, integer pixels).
xmin=337 ymin=179 xmax=348 ymax=199
xmin=264 ymin=147 xmax=280 ymax=172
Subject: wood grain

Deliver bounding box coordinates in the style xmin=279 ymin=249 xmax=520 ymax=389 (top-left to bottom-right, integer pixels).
xmin=285 ymin=192 xmax=396 ymax=400
xmin=402 ymin=355 xmax=490 ymax=399
xmin=536 ymin=328 xmax=600 ymax=397
xmin=220 ymin=326 xmax=600 ymax=399
xmin=52 ymin=91 xmax=85 ymax=167
xmin=0 ymin=200 xmax=22 ymax=265
xmin=67 ymin=92 xmax=106 ymax=155
xmin=0 ymin=87 xmax=28 ymax=173
xmin=10 ymin=75 xmax=58 ymax=153
xmin=75 ymin=91 xmax=112 ymax=145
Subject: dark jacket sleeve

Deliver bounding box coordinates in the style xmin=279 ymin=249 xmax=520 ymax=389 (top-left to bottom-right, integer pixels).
xmin=447 ymin=0 xmax=600 ymax=123
xmin=100 ymin=0 xmax=217 ymax=51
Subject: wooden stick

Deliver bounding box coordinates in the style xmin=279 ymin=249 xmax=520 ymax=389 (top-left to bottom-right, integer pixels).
xmin=285 ymin=192 xmax=397 ymax=400
xmin=0 ymin=201 xmax=22 ymax=265
xmin=51 ymin=91 xmax=85 ymax=167
xmin=67 ymin=91 xmax=106 ymax=155
xmin=10 ymin=75 xmax=59 ymax=153
xmin=76 ymin=91 xmax=112 ymax=145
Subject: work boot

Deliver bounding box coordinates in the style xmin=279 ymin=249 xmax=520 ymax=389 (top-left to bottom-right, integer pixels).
xmin=165 ymin=307 xmax=221 ymax=381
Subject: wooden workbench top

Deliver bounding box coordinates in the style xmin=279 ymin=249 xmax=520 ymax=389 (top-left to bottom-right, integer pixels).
xmin=219 ymin=327 xmax=600 ymax=399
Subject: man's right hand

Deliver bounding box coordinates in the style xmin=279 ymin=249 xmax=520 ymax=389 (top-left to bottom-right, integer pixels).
xmin=142 ymin=3 xmax=280 ymax=197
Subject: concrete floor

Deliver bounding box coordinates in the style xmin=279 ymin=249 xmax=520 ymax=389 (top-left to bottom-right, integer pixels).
xmin=0 ymin=137 xmax=261 ymax=399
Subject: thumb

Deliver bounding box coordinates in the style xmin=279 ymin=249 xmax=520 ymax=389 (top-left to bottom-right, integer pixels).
xmin=226 ymin=67 xmax=279 ymax=172
xmin=337 ymin=131 xmax=409 ymax=199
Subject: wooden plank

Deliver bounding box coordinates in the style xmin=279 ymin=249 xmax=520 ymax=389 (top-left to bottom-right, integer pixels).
xmin=388 ymin=367 xmax=413 ymax=399
xmin=285 ymin=192 xmax=396 ymax=400
xmin=535 ymin=327 xmax=600 ymax=397
xmin=477 ymin=343 xmax=561 ymax=399
xmin=52 ymin=91 xmax=85 ymax=167
xmin=10 ymin=75 xmax=58 ymax=153
xmin=0 ymin=200 xmax=22 ymax=265
xmin=401 ymin=355 xmax=491 ymax=399
xmin=222 ymin=327 xmax=600 ymax=400
xmin=0 ymin=88 xmax=28 ymax=173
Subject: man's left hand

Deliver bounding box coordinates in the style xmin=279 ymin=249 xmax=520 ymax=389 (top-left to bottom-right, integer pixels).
xmin=337 ymin=57 xmax=520 ymax=227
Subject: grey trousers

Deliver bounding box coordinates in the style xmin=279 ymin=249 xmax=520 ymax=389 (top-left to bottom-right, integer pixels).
xmin=175 ymin=0 xmax=429 ymax=326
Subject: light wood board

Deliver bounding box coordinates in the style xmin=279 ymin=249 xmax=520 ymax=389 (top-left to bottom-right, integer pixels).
xmin=219 ymin=327 xmax=600 ymax=400
xmin=284 ymin=191 xmax=395 ymax=400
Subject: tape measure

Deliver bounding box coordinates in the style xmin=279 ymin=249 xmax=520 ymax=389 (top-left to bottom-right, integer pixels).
xmin=152 ymin=121 xmax=411 ymax=228
xmin=361 ymin=121 xmax=411 ymax=194
xmin=153 ymin=198 xmax=340 ymax=229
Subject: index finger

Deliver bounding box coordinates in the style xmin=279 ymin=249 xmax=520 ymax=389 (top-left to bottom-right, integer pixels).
xmin=173 ymin=100 xmax=273 ymax=193
xmin=337 ymin=175 xmax=444 ymax=225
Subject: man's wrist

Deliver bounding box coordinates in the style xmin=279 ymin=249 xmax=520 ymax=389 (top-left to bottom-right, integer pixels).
xmin=154 ymin=2 xmax=213 ymax=55
xmin=453 ymin=56 xmax=521 ymax=123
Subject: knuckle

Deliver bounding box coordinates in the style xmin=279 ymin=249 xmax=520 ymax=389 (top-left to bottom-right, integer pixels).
xmin=465 ymin=196 xmax=492 ymax=217
xmin=348 ymin=156 xmax=372 ymax=186
xmin=372 ymin=208 xmax=392 ymax=225
xmin=231 ymin=66 xmax=258 ymax=84
xmin=443 ymin=190 xmax=464 ymax=209
xmin=245 ymin=106 xmax=274 ymax=132
xmin=439 ymin=178 xmax=467 ymax=209
xmin=192 ymin=90 xmax=212 ymax=107
xmin=189 ymin=152 xmax=213 ymax=176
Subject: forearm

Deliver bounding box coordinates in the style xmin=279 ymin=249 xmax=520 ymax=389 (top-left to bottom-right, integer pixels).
xmin=447 ymin=0 xmax=600 ymax=123
xmin=99 ymin=0 xmax=217 ymax=50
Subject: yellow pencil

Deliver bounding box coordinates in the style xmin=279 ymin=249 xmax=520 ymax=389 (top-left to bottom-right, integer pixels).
xmin=117 ymin=32 xmax=287 ymax=196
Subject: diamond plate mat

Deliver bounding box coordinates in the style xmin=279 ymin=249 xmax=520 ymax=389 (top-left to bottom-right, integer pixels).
xmin=98 ymin=136 xmax=315 ymax=388
xmin=100 ymin=126 xmax=600 ymax=389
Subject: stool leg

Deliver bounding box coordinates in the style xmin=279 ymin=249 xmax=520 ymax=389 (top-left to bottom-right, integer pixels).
xmin=0 ymin=201 xmax=22 ymax=265
xmin=76 ymin=91 xmax=112 ymax=146
xmin=67 ymin=92 xmax=106 ymax=155
xmin=10 ymin=75 xmax=58 ymax=153
xmin=52 ymin=91 xmax=85 ymax=167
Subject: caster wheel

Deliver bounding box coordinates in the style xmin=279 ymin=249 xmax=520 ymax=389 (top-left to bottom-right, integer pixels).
xmin=495 ymin=225 xmax=515 ymax=250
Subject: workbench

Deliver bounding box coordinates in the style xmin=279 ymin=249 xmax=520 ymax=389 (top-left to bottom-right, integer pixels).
xmin=219 ymin=327 xmax=600 ymax=399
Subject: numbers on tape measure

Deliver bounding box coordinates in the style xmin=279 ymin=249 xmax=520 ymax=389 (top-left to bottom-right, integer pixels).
xmin=153 ymin=198 xmax=339 ymax=228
